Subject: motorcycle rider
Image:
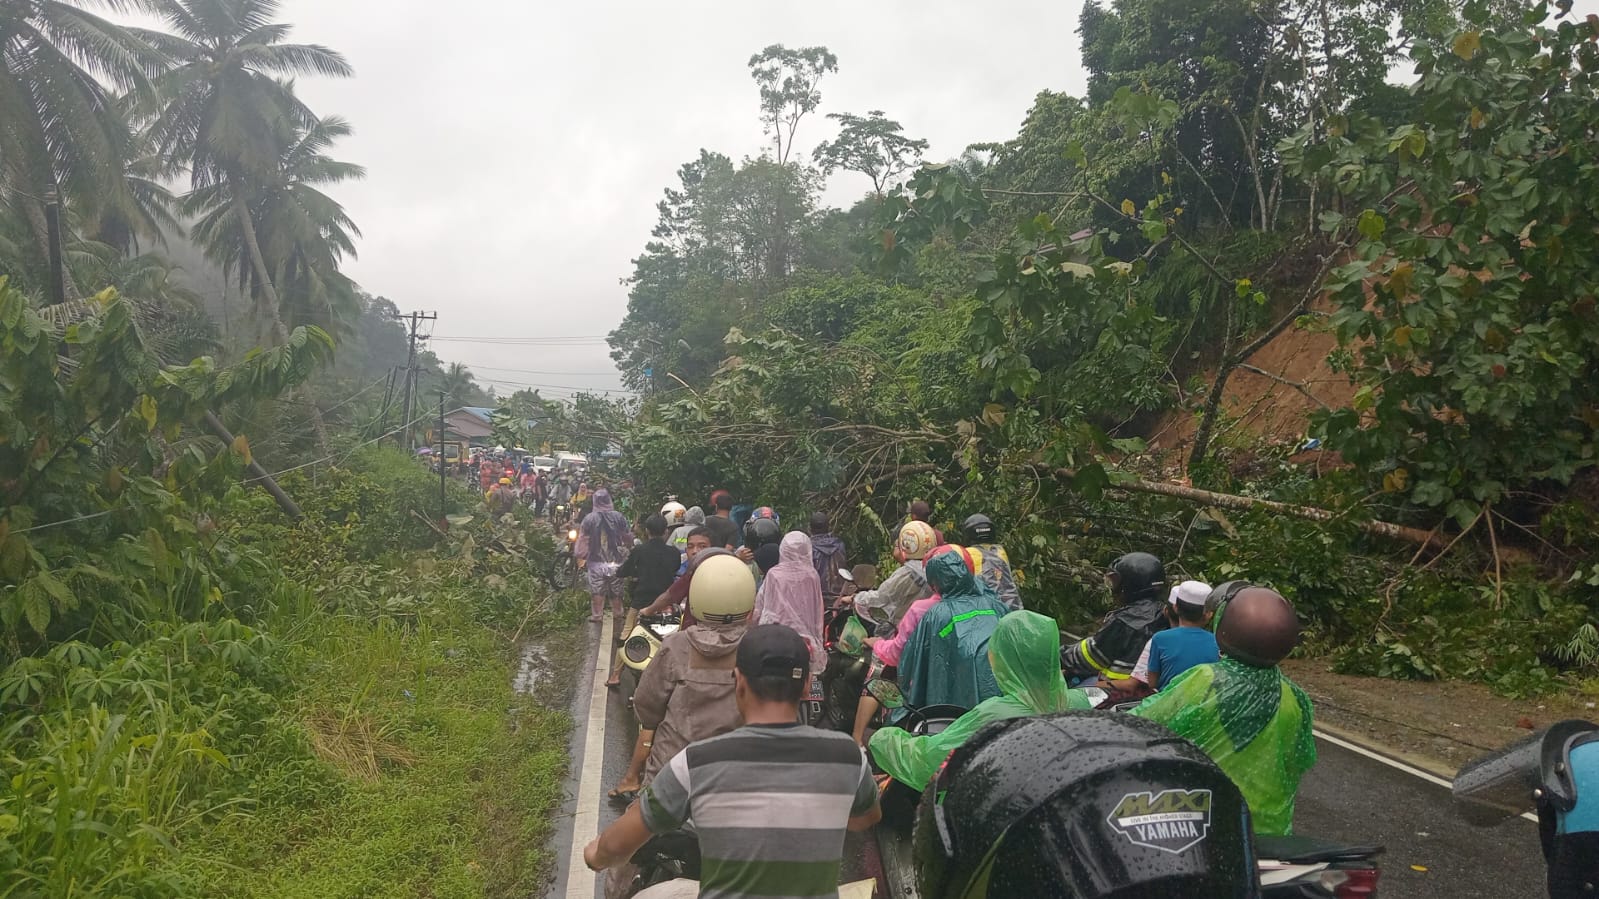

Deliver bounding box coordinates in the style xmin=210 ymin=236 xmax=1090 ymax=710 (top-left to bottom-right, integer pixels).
xmin=669 ymin=505 xmax=705 ymax=559
xmin=1060 ymin=552 xmax=1169 ymax=686
xmin=871 ymin=610 xmax=1091 ymax=791
xmin=809 ymin=512 xmax=850 ymax=604
xmin=959 ymin=513 xmax=1022 ymax=610
xmin=606 ymin=514 xmax=683 ymax=689
xmin=898 ymin=544 xmax=1012 ymax=712
xmin=753 ymin=531 xmax=826 ymax=675
xmin=586 ymin=624 xmax=881 ymax=898
xmin=659 ymin=500 xmax=686 ymax=530
xmin=852 ymin=521 xmax=937 ymax=631
xmin=632 ymin=553 xmax=756 ymax=785
xmin=1131 ymin=585 xmax=1315 ymax=836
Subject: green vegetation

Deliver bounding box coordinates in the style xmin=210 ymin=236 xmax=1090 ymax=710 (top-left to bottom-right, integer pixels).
xmin=604 ymin=2 xmax=1599 ymax=696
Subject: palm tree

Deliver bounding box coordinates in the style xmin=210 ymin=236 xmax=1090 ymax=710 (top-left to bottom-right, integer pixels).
xmin=439 ymin=363 xmax=479 ymax=410
xmin=134 ymin=0 xmax=352 ymax=345
xmin=0 ymin=0 xmax=163 ymax=298
xmin=185 ymin=113 xmax=364 ymax=338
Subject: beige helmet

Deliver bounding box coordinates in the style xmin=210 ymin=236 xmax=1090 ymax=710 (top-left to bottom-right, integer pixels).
xmin=688 ymin=552 xmax=756 ymax=624
xmin=896 ymin=520 xmax=939 ymax=560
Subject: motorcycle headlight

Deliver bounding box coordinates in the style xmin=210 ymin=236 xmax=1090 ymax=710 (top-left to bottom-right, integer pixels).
xmin=624 ymin=636 xmax=652 ymax=664
xmin=567 ymin=529 xmax=578 ymax=541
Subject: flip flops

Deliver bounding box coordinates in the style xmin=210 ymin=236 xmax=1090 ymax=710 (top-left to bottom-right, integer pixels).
xmin=607 ymin=786 xmax=639 ymax=805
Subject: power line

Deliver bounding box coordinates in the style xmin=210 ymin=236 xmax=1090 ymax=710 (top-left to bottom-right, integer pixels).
xmin=464 ymin=364 xmax=623 ymax=377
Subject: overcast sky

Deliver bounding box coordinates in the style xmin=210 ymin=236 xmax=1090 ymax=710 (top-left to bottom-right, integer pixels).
xmin=123 ymin=0 xmax=1599 ymax=400
xmin=124 ymin=0 xmax=1099 ymax=397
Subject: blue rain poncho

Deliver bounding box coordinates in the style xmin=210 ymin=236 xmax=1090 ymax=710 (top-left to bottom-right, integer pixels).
xmin=897 ymin=551 xmax=1013 ymax=712
xmin=871 ymin=610 xmax=1091 ymax=790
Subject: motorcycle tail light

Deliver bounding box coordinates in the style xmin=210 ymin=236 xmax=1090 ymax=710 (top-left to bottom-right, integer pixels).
xmin=624 ymin=636 xmax=652 ymax=664
xmin=1321 ymin=867 xmax=1380 ymax=898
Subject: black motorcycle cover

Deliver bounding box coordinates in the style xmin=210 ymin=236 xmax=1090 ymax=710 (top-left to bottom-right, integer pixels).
xmin=915 ymin=711 xmax=1260 ymax=898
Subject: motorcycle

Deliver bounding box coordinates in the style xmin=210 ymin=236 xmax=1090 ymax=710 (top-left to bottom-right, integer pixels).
xmin=868 ymin=683 xmax=1383 ymax=898
xmin=548 ymin=526 xmax=580 ymax=590
xmin=620 ymin=613 xmax=681 ymax=674
xmin=1453 ymin=718 xmax=1598 ymax=898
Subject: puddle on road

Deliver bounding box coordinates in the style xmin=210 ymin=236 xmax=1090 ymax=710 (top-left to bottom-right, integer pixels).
xmin=513 ymin=640 xmax=550 ymax=695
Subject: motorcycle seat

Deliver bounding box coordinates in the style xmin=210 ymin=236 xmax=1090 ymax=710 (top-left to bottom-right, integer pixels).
xmin=1255 ymin=833 xmax=1384 ymax=864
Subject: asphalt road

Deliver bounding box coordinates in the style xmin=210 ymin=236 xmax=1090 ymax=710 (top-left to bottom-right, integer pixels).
xmin=544 ymin=621 xmax=1548 ymax=899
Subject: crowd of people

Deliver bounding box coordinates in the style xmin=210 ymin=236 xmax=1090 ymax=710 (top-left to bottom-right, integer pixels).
xmin=570 ymin=488 xmax=1319 ymax=898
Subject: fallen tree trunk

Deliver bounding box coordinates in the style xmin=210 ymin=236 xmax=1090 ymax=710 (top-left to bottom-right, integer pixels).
xmin=1054 ymin=467 xmax=1446 ymax=550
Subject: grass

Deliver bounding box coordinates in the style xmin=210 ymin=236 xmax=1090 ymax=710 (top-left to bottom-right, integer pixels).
xmin=176 ymin=598 xmax=584 ymax=899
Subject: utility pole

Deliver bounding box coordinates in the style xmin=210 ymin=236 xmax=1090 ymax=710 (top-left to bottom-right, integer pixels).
xmin=43 ymin=186 xmax=65 ymax=305
xmin=398 ymin=310 xmax=437 ymax=449
xmin=438 ymin=392 xmax=448 ymax=528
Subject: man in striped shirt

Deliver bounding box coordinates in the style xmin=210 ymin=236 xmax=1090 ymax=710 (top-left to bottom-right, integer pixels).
xmin=584 ymin=624 xmax=882 ymax=898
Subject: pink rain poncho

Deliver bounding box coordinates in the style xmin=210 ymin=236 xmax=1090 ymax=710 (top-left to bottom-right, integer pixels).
xmin=754 ymin=531 xmax=826 ymax=673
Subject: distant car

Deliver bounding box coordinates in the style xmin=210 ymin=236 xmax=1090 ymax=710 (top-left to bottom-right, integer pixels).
xmin=532 ymin=455 xmax=556 ymax=472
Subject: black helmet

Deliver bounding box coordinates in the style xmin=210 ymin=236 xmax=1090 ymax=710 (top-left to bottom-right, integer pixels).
xmin=960 ymin=513 xmax=996 ymax=543
xmin=1215 ymin=587 xmax=1301 ymax=667
xmin=914 ymin=712 xmax=1259 ymax=898
xmin=1108 ymin=552 xmax=1166 ymax=603
xmin=743 ymin=516 xmax=782 ymax=549
xmin=1205 ymin=580 xmax=1254 ymax=630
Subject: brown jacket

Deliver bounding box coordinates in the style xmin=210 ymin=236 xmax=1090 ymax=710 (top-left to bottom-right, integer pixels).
xmin=633 ymin=621 xmax=748 ymax=783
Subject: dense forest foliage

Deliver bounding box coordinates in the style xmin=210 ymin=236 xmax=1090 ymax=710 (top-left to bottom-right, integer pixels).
xmin=605 ymin=1 xmax=1599 ymax=692
xmin=1 ymin=2 xmax=559 ymax=895
xmin=4 ymin=0 xmax=1599 ymax=893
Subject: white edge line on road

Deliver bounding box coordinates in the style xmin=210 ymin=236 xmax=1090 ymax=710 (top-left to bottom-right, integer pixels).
xmin=1057 ymin=632 xmax=1541 ymax=827
xmin=565 ymin=615 xmax=613 ymax=899
xmin=1313 ymin=728 xmax=1539 ymax=824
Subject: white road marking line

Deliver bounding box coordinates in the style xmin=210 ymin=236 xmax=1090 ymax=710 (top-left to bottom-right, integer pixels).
xmin=565 ymin=615 xmax=613 ymax=899
xmin=1313 ymin=728 xmax=1539 ymax=824
xmin=1056 ymin=630 xmax=1538 ymax=825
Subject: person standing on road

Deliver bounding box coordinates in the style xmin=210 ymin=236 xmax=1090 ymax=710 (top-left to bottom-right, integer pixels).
xmin=703 ymin=491 xmax=739 ymax=550
xmin=908 ymin=499 xmax=944 ymax=545
xmin=578 ymin=488 xmax=632 ymax=624
xmin=1132 ymin=586 xmax=1315 ymax=836
xmin=585 ymin=623 xmax=882 ymax=899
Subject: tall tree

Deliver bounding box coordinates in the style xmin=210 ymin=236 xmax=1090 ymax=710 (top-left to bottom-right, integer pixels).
xmin=0 ymin=0 xmax=162 ymax=298
xmin=747 ymin=44 xmax=838 ymax=165
xmin=813 ymin=110 xmax=928 ymax=198
xmin=135 ymin=0 xmax=353 ymax=345
xmin=185 ymin=114 xmax=364 ymax=337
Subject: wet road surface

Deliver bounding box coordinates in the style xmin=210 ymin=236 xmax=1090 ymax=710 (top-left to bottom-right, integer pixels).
xmin=545 ymin=620 xmax=1547 ymax=898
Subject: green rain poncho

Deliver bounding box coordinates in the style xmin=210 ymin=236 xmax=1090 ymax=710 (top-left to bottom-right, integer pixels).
xmin=870 ymin=611 xmax=1091 ymax=791
xmin=1131 ymin=657 xmax=1316 ymax=835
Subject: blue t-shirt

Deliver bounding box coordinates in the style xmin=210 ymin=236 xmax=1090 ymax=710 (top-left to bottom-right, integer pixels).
xmin=1147 ymin=626 xmax=1220 ymax=688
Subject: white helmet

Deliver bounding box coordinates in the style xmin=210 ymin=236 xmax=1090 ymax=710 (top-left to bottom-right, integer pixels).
xmin=660 ymin=501 xmax=687 ymax=527
xmin=688 ymin=552 xmax=755 ymax=624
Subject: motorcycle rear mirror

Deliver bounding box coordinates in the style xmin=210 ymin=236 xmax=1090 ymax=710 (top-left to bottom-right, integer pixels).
xmin=838 ymin=568 xmax=855 ymax=582
xmin=866 ymin=678 xmax=905 ymax=709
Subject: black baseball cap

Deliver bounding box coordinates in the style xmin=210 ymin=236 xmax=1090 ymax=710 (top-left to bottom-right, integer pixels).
xmin=736 ymin=624 xmax=809 ymax=681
